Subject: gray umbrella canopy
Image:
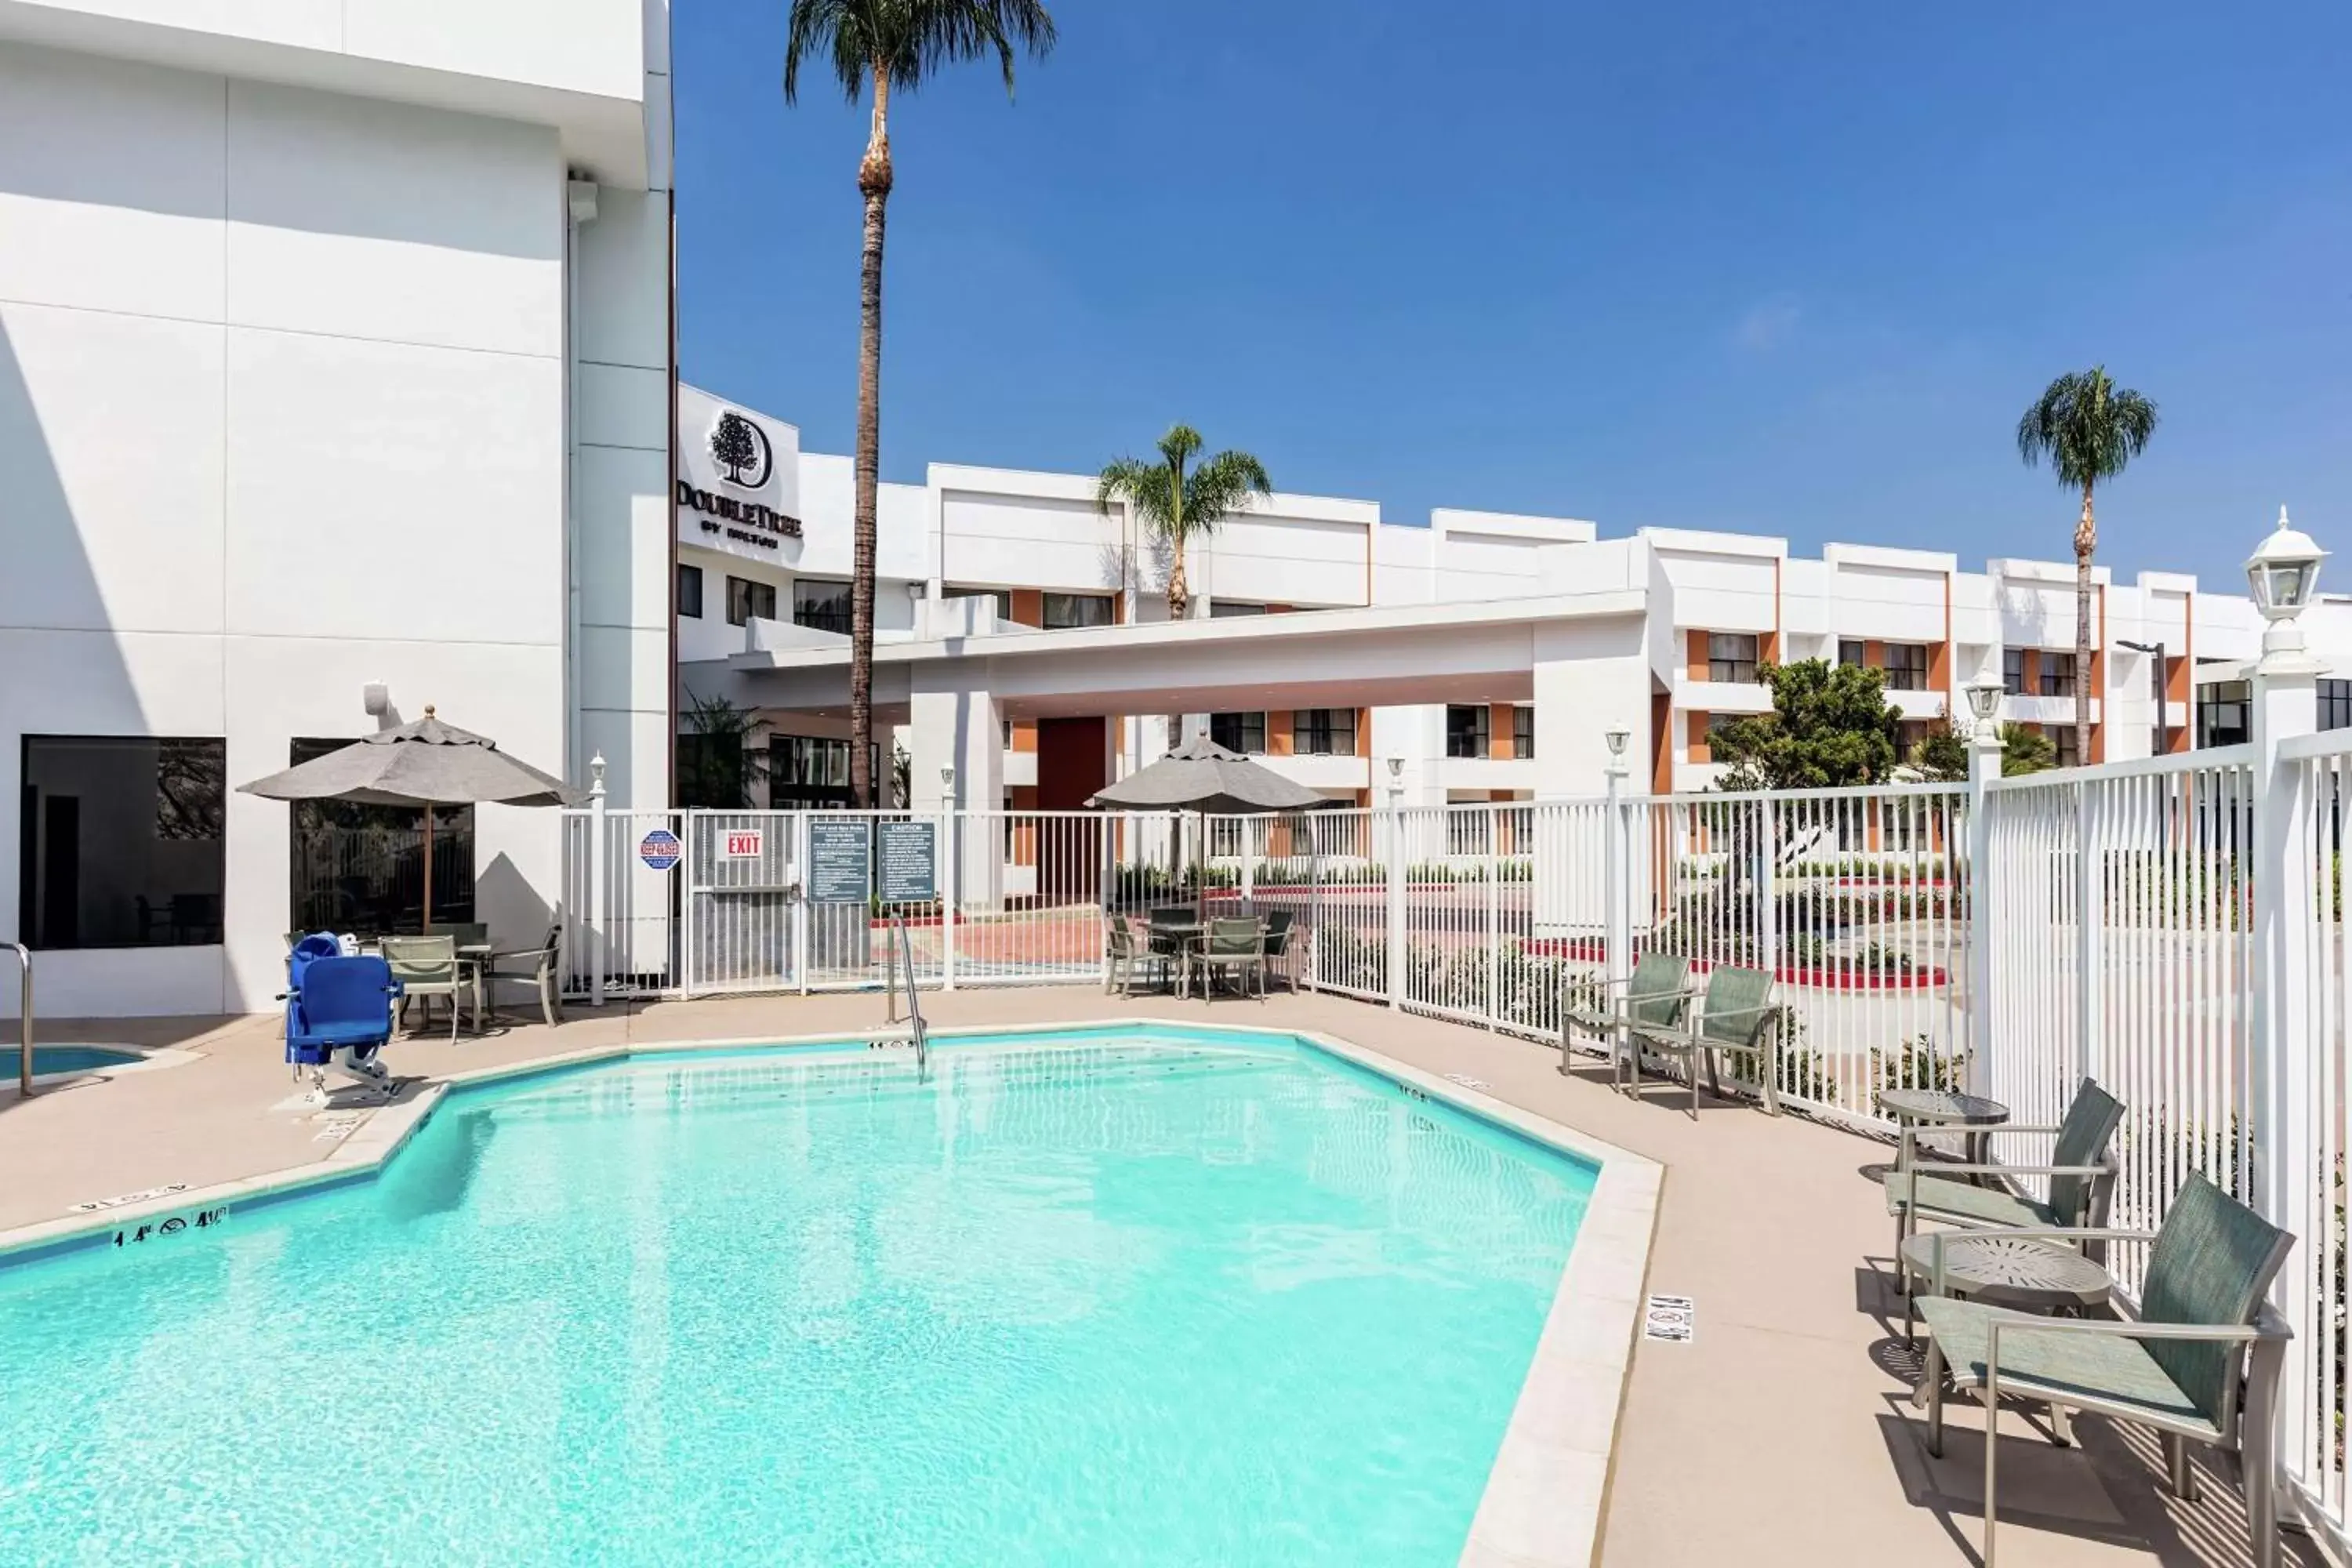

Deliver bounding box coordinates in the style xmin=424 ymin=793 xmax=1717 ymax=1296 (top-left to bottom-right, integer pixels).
xmin=1086 ymin=738 xmax=1323 ymax=814
xmin=238 ymin=708 xmax=580 ymax=808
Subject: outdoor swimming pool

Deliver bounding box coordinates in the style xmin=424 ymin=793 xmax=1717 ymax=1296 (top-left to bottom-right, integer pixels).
xmin=0 ymin=1026 xmax=1596 ymax=1564
xmin=1 ymin=1044 xmax=141 ymax=1077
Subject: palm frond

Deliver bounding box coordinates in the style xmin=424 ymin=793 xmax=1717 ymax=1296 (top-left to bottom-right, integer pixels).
xmin=1097 ymin=456 xmax=1176 ymax=532
xmin=1183 ymin=449 xmax=1273 ymax=536
xmin=782 ymin=0 xmax=872 ymax=105
xmin=2016 ymin=366 xmax=2160 ymax=489
xmin=786 ymin=0 xmax=1056 ymax=104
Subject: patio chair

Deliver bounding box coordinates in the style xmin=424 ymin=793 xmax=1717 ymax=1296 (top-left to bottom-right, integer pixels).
xmin=1105 ymin=918 xmax=1170 ymax=996
xmin=1689 ymin=965 xmax=1787 ymax=1116
xmin=1260 ymin=909 xmax=1297 ymax=991
xmin=381 ymin=935 xmax=465 ymax=1044
xmin=1888 ymin=1078 xmax=2124 ymax=1258
xmin=1627 ymin=964 xmax=1773 ymax=1120
xmin=1916 ymin=1172 xmax=2295 ymax=1568
xmin=1559 ymin=953 xmax=1691 ymax=1091
xmin=488 ymin=924 xmax=564 ymax=1027
xmin=1191 ymin=917 xmax=1268 ymax=1001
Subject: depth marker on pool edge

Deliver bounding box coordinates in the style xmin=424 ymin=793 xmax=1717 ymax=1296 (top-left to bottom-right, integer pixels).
xmin=1643 ymin=1294 xmax=1694 ymax=1343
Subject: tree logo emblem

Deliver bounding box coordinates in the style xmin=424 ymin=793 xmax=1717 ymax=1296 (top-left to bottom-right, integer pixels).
xmin=708 ymin=410 xmax=772 ymax=489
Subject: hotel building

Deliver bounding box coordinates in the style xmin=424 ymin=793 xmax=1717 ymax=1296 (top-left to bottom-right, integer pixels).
xmin=678 ymin=387 xmax=2347 ymax=822
xmin=1 ymin=1 xmax=675 ymax=1017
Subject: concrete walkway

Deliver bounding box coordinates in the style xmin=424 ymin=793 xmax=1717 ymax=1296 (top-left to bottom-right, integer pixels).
xmin=2 ymin=989 xmax=2325 ymax=1567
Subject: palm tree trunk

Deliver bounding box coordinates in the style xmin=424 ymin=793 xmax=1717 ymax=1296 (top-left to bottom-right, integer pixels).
xmin=2074 ymin=481 xmax=2096 ymax=768
xmin=1166 ymin=543 xmax=1189 ymax=622
xmin=849 ymin=71 xmax=892 ymax=809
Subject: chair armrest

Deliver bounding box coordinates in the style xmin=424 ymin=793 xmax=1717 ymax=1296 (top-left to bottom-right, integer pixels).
xmin=1901 ymin=1161 xmax=2115 ymax=1179
xmin=1932 ymin=1225 xmax=2158 ymax=1247
xmin=1982 ymin=1123 xmax=2065 ymax=1138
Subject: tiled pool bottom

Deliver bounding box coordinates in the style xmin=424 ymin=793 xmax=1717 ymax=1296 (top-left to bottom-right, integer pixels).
xmin=0 ymin=1029 xmax=1606 ymax=1565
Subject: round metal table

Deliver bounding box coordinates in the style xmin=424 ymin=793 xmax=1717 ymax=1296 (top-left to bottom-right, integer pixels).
xmin=1898 ymin=1230 xmax=2114 ymax=1347
xmin=1878 ymin=1087 xmax=2009 ymax=1172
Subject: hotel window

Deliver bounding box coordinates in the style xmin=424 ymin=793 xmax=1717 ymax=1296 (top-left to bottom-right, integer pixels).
xmin=1209 ymin=712 xmax=1266 ymax=754
xmin=2003 ymin=648 xmax=2027 ymax=695
xmin=2052 ymin=724 xmax=2080 ymax=769
xmin=1445 ymin=705 xmax=1490 ymax=759
xmin=1042 ymin=592 xmax=1115 ymax=630
xmin=1512 ymin=706 xmax=1534 ymax=759
xmin=18 ymin=736 xmax=227 ymax=950
xmin=1884 ymin=642 xmax=1928 ymax=691
xmin=2198 ymin=681 xmax=2251 ymax=748
xmin=1210 ymin=601 xmax=1267 ymax=618
xmin=726 ymin=575 xmax=776 ymax=627
xmin=2321 ymin=681 xmax=2352 ymax=732
xmin=770 ymin=735 xmax=870 ymax=808
xmin=1294 ymin=709 xmax=1356 ymax=756
xmin=793 ymin=577 xmax=852 ymax=634
xmin=1838 ymin=639 xmax=1865 ymax=668
xmin=1707 ymin=633 xmax=1759 ymax=684
xmin=2038 ymin=652 xmax=2075 ymax=699
xmin=677 ymin=564 xmax=704 ymax=619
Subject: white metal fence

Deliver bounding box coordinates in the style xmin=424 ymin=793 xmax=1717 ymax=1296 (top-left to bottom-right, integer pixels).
xmin=563 ymin=729 xmax=2350 ymax=1547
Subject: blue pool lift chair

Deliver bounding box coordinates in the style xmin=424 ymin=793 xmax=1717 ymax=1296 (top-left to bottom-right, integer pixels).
xmin=282 ymin=935 xmax=403 ymax=1104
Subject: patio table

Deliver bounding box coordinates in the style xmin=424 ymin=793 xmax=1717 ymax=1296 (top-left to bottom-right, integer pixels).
xmin=1878 ymin=1087 xmax=2009 ymax=1179
xmin=1897 ymin=1230 xmax=2114 ymax=1350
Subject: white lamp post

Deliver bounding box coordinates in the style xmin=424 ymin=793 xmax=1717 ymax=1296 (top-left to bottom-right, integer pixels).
xmin=2248 ymin=505 xmax=2327 ymax=673
xmin=939 ymin=762 xmax=956 ymax=811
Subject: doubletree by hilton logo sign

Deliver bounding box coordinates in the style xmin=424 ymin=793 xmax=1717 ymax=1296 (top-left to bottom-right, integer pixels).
xmin=677 ymin=409 xmax=801 ymax=548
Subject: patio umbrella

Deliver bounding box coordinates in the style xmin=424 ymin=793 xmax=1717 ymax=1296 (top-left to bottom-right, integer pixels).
xmin=1087 ymin=739 xmax=1322 ymax=917
xmin=238 ymin=706 xmax=580 ymax=933
xmin=1084 ymin=737 xmax=1322 ymax=814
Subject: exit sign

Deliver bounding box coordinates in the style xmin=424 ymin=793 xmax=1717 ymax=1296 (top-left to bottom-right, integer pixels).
xmin=723 ymin=829 xmax=764 ymax=859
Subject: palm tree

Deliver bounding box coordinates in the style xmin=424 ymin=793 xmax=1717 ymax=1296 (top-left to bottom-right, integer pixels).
xmin=2016 ymin=368 xmax=2158 ymax=767
xmin=784 ymin=0 xmax=1057 ymax=807
xmin=1095 ymin=425 xmax=1272 ymax=622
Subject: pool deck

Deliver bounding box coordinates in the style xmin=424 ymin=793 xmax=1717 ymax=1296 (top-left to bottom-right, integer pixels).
xmin=1 ymin=988 xmax=2325 ymax=1568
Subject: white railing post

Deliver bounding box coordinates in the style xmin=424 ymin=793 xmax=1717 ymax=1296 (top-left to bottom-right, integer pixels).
xmin=1604 ymin=757 xmax=1630 ymax=994
xmin=941 ymin=800 xmax=960 ymax=991
xmin=2074 ymin=780 xmax=2103 ymax=1084
xmin=1485 ymin=805 xmax=1501 ymax=1025
xmin=1385 ymin=784 xmax=1406 ymax=1010
xmin=1964 ymin=714 xmax=2005 ymax=1099
xmin=792 ymin=811 xmax=811 ymax=995
xmin=587 ymin=752 xmax=608 ymax=1008
xmin=1754 ymin=797 xmax=1777 ymax=974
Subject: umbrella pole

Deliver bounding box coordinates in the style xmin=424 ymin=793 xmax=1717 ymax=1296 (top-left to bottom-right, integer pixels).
xmin=422 ymin=804 xmax=434 ymax=935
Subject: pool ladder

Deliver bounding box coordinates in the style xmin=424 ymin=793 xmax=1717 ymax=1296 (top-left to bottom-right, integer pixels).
xmin=882 ymin=916 xmax=929 ymax=1076
xmin=7 ymin=942 xmax=30 ymax=1098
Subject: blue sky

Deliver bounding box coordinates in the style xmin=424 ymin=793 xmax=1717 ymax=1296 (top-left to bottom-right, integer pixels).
xmin=676 ymin=1 xmax=2350 ymax=591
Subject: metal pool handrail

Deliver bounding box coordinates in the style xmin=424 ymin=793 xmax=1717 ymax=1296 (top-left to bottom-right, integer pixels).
xmin=8 ymin=942 xmax=29 ymax=1098
xmin=884 ymin=916 xmax=928 ymax=1076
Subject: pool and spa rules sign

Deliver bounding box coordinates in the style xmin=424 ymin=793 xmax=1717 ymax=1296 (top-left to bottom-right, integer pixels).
xmin=807 ymin=819 xmax=871 ymax=902
xmin=877 ymin=822 xmax=937 ymax=903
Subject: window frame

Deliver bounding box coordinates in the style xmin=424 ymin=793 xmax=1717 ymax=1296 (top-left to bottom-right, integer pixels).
xmin=1444 ymin=704 xmax=1490 ymax=760
xmin=677 ymin=563 xmax=704 ymax=619
xmin=725 ymin=575 xmax=777 ymax=627
xmin=1707 ymin=633 xmax=1760 ymax=684
xmin=1512 ymin=706 xmax=1534 ymax=760
xmin=1208 ymin=711 xmax=1267 ymax=755
xmin=1292 ymin=708 xmax=1356 ymax=757
xmin=19 ymin=734 xmax=229 ymax=952
xmin=2003 ymin=648 xmax=2027 ymax=695
xmin=1884 ymin=641 xmax=1929 ymax=691
xmin=1041 ymin=591 xmax=1116 ymax=630
xmin=791 ymin=576 xmax=853 ymax=635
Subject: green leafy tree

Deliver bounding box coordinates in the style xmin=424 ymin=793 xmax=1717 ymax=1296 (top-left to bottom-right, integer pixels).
xmin=1096 ymin=425 xmax=1272 ymax=621
xmin=2017 ymin=367 xmax=2159 ymax=768
xmin=1710 ymin=659 xmax=1900 ymax=791
xmin=1998 ymin=721 xmax=2056 ymax=778
xmin=784 ymin=0 xmax=1058 ymax=804
xmin=1907 ymin=720 xmax=1970 ymax=782
xmin=677 ymin=690 xmax=771 ymax=808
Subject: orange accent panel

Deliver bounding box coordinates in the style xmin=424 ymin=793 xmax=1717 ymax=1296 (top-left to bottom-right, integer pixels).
xmin=1010 ymin=721 xmax=1037 ymax=753
xmin=1759 ymin=630 xmax=1781 ymax=666
xmin=1863 ymin=639 xmax=1885 ymax=669
xmin=1686 ymin=630 xmax=1710 ymax=682
xmin=1355 ymin=709 xmax=1371 ymax=757
xmin=1268 ymin=711 xmax=1294 ymax=757
xmin=1686 ymin=711 xmax=1711 ymax=764
xmin=1650 ymin=692 xmax=1672 ymax=793
xmin=1488 ymin=703 xmax=1514 ymax=760
xmin=1010 ymin=589 xmax=1043 ymax=628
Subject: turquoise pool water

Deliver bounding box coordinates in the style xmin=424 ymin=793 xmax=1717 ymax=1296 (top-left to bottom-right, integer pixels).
xmin=2 ymin=1044 xmax=140 ymax=1076
xmin=0 ymin=1027 xmax=1594 ymax=1565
